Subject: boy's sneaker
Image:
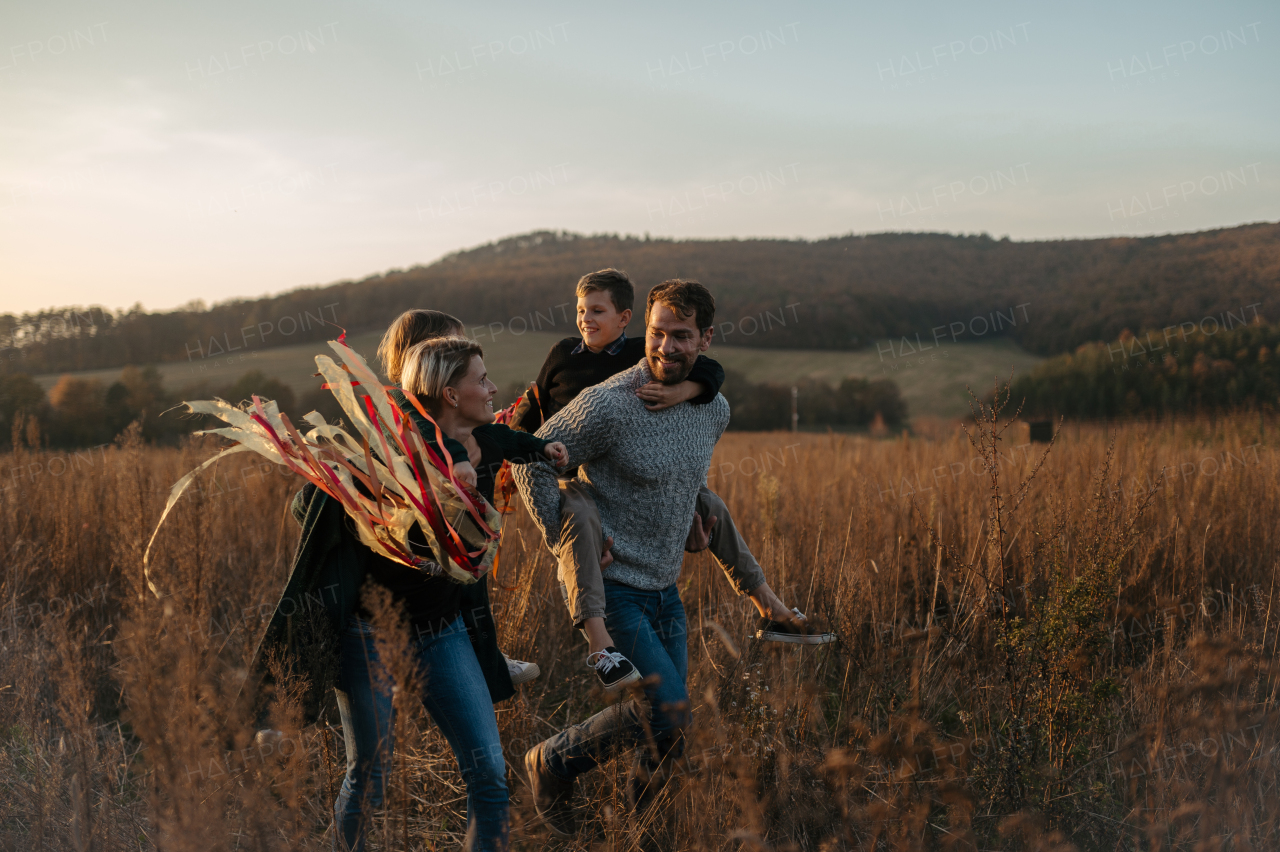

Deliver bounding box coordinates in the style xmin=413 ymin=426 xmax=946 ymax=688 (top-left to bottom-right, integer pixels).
xmin=504 ymin=654 xmax=540 ymax=686
xmin=254 ymin=728 xmax=284 ymax=748
xmin=586 ymin=646 xmax=641 ymax=692
xmin=755 ymin=607 xmax=837 ymax=645
xmin=524 ymin=743 xmax=577 ymax=837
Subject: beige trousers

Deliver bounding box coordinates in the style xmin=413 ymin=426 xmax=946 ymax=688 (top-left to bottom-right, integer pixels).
xmin=555 ymin=480 xmax=766 ymax=625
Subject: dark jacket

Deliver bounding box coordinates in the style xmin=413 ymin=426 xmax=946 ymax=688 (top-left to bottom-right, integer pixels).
xmin=514 ymin=335 xmax=725 ymax=433
xmin=247 ymin=397 xmax=515 ymax=726
xmin=388 ymin=388 xmax=468 ymax=466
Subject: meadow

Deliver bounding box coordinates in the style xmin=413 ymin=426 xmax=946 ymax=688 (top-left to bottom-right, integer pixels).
xmin=31 ymin=331 xmax=1044 ymax=421
xmin=0 ymin=400 xmax=1276 ymax=850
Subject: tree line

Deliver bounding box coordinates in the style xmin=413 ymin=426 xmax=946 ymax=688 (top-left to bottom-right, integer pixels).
xmin=1009 ymin=320 xmax=1280 ymax=419
xmin=3 ymin=223 xmax=1276 ymax=377
xmin=0 ymin=362 xmax=908 ymax=451
xmin=0 ymin=368 xmax=343 ymax=451
xmin=720 ymin=369 xmax=907 ymax=432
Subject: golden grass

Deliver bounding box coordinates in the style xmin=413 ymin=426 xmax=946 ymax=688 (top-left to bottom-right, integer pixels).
xmin=0 ymin=406 xmax=1276 ymax=850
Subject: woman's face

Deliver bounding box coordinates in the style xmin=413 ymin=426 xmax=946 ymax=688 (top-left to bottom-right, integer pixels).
xmin=446 ymin=354 xmax=496 ymax=426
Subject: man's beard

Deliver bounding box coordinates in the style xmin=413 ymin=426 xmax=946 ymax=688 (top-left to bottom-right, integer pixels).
xmin=647 ymin=351 xmax=695 ymax=385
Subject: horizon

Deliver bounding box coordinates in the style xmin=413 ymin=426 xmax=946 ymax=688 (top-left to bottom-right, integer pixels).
xmin=6 ymin=220 xmax=1277 ymax=318
xmin=1 ymin=0 xmax=1275 ymax=315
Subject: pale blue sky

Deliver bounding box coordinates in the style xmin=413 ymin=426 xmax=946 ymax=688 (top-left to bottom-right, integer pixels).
xmin=0 ymin=0 xmax=1274 ymax=314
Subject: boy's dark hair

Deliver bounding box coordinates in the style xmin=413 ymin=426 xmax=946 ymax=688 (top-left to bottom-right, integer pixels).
xmin=646 ymin=279 xmax=716 ymax=332
xmin=576 ymin=268 xmax=634 ymax=314
xmin=378 ymin=309 xmax=465 ymax=383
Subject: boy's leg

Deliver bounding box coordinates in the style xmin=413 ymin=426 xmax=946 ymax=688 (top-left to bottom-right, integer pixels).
xmin=696 ymin=486 xmax=767 ymax=595
xmin=557 ymin=479 xmax=609 ymax=631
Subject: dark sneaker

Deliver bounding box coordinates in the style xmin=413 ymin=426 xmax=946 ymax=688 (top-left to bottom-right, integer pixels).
xmin=524 ymin=743 xmax=577 ymax=837
xmin=755 ymin=607 xmax=837 ymax=645
xmin=587 ymin=646 xmax=642 ymax=693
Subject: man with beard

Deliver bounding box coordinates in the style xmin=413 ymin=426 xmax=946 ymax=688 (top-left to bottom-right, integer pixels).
xmin=514 ymin=279 xmax=825 ymax=835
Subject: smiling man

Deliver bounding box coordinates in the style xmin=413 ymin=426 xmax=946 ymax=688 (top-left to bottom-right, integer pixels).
xmin=514 ymin=279 xmax=808 ymax=836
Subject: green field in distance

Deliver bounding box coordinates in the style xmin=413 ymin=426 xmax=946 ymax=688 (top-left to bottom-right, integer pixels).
xmin=32 ymin=332 xmax=1043 ymax=422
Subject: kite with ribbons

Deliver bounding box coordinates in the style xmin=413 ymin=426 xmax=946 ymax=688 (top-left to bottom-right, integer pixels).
xmin=142 ymin=338 xmax=500 ymax=598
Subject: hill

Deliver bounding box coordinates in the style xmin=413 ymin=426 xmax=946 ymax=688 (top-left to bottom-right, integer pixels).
xmin=1 ymin=223 xmax=1276 ymax=376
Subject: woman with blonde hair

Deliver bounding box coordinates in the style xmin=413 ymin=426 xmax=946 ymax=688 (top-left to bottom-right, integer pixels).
xmin=331 ymin=333 xmax=565 ymax=851
xmin=377 ymin=310 xmax=540 ymax=685
xmin=253 ymin=311 xmax=562 ymax=851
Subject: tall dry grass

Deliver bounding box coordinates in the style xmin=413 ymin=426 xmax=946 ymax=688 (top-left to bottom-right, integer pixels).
xmin=1 ymin=406 xmax=1277 ymax=851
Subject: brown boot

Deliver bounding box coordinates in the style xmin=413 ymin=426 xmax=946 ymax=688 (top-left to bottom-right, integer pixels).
xmin=524 ymin=742 xmax=577 ymax=837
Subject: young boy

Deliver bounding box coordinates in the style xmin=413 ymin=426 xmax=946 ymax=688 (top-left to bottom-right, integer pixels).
xmin=514 ymin=269 xmax=832 ymax=693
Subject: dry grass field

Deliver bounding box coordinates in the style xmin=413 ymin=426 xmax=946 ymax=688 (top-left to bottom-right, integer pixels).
xmin=1 ymin=401 xmax=1277 ymax=850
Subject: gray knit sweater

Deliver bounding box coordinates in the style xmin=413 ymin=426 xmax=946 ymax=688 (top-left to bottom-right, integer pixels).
xmin=513 ymin=361 xmax=730 ymax=591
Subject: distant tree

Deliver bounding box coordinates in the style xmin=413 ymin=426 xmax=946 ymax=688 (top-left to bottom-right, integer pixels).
xmin=294 ymin=386 xmax=346 ymax=426
xmin=1009 ymin=321 xmax=1280 ymax=418
xmin=106 ymin=365 xmax=175 ymax=441
xmin=722 ymin=369 xmax=907 ymax=431
xmin=721 ymin=369 xmax=791 ymax=431
xmin=47 ymin=375 xmax=110 ymax=447
xmin=217 ymin=370 xmax=296 ymax=414
xmin=0 ymin=373 xmax=47 ymax=448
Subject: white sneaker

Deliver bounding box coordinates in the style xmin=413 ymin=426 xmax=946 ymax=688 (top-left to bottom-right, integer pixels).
xmin=755 ymin=607 xmax=837 ymax=645
xmin=254 ymin=728 xmax=285 ymax=748
xmin=504 ymin=654 xmax=541 ymax=685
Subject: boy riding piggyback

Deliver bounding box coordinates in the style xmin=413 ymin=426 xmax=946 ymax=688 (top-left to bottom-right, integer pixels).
xmin=514 ymin=269 xmax=831 ymax=692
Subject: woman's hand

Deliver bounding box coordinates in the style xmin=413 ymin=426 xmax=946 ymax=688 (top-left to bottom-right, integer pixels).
xmin=636 ymin=380 xmax=706 ymax=411
xmin=454 ymin=461 xmax=478 ymax=487
xmin=685 ymin=512 xmax=718 ymax=552
xmin=543 ymin=442 xmax=568 ymax=468
xmin=746 ymin=581 xmax=794 ymax=622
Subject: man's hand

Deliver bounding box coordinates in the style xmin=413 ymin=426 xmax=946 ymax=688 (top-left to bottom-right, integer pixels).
xmin=636 ymin=379 xmax=707 ymax=411
xmin=599 ymin=536 xmax=614 ymax=570
xmin=543 ymin=441 xmax=568 ymax=468
xmin=454 ymin=461 xmax=478 ymax=487
xmin=685 ymin=512 xmax=718 ymax=552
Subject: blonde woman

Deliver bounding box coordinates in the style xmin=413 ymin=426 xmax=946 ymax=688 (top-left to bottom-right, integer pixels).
xmin=377 ymin=310 xmax=541 ymax=686
xmin=335 ymin=334 xmax=564 ymax=852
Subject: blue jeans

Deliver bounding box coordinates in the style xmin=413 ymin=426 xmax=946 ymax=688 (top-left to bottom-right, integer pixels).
xmin=543 ymin=580 xmax=690 ymax=781
xmin=334 ymin=615 xmax=508 ymax=852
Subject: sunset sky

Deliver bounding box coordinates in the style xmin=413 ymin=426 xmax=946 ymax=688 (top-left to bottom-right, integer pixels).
xmin=1 ymin=0 xmax=1275 ymax=315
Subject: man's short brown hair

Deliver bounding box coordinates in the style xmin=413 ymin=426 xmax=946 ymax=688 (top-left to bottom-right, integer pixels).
xmin=576 ymin=268 xmax=634 ymax=314
xmin=646 ymin=279 xmax=716 ymax=332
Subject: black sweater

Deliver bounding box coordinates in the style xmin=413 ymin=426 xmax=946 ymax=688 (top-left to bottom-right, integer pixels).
xmin=515 ymin=336 xmax=725 ymax=432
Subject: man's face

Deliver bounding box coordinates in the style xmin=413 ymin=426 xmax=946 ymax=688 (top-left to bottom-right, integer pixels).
xmin=645 ymin=302 xmax=713 ymax=385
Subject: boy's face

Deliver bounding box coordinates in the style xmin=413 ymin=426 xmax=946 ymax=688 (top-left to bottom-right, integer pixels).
xmin=576 ymin=290 xmax=632 ymax=352
xmin=645 ymin=302 xmax=713 ymax=385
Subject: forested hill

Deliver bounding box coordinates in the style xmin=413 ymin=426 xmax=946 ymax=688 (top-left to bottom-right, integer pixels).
xmin=3 ymin=223 xmax=1277 ymax=376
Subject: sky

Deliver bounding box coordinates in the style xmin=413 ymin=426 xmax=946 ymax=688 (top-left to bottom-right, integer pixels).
xmin=0 ymin=0 xmax=1275 ymax=315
